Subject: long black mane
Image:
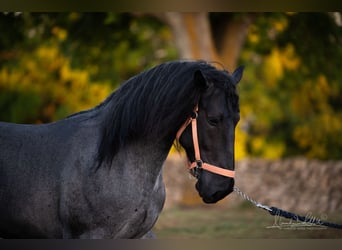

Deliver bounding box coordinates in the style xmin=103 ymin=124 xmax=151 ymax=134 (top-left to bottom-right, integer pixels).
xmin=72 ymin=61 xmax=239 ymax=167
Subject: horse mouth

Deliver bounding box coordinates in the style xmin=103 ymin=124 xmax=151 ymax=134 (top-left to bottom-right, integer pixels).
xmin=202 ymin=196 xmax=219 ymax=204
xmin=197 ymin=186 xmax=234 ymax=204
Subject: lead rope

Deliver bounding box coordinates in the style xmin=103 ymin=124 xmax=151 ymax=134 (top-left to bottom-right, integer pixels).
xmin=233 ymin=187 xmax=342 ymax=229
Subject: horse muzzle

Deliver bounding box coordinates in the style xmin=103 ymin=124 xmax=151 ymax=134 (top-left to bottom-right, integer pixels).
xmin=196 ymin=177 xmax=234 ymax=204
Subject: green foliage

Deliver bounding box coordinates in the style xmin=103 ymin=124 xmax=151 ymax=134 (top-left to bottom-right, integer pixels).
xmin=238 ymin=12 xmax=342 ymax=159
xmin=0 ymin=12 xmax=177 ymax=123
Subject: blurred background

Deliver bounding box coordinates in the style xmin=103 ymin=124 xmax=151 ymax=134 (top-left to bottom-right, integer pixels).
xmin=0 ymin=12 xmax=341 ymax=238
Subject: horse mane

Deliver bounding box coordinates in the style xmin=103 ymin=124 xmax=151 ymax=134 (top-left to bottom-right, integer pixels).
xmin=76 ymin=60 xmax=239 ymax=168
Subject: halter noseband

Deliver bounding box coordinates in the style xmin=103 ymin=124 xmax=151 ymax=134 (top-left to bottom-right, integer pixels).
xmin=176 ymin=105 xmax=235 ymax=179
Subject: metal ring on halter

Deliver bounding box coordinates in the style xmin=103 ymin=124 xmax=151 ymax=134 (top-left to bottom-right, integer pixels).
xmin=195 ymin=159 xmax=203 ymax=169
xmin=190 ymin=160 xmax=202 ymax=178
xmin=191 ymin=111 xmax=198 ymax=119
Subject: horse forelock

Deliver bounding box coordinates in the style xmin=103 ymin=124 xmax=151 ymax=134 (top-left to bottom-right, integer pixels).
xmin=95 ymin=60 xmax=238 ymax=168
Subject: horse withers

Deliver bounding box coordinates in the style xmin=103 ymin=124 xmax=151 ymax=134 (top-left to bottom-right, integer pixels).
xmin=0 ymin=61 xmax=243 ymax=238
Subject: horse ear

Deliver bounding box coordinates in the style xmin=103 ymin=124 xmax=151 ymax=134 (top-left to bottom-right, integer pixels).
xmin=194 ymin=70 xmax=209 ymax=90
xmin=232 ymin=65 xmax=244 ymax=85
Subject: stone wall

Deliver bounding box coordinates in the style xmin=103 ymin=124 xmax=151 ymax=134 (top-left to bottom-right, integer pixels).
xmin=162 ymin=154 xmax=342 ymax=213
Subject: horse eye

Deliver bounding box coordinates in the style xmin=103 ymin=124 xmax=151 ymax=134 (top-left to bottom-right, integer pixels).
xmin=207 ymin=117 xmax=220 ymax=126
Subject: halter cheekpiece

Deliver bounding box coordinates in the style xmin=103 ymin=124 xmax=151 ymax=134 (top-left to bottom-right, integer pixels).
xmin=176 ymin=105 xmax=235 ymax=179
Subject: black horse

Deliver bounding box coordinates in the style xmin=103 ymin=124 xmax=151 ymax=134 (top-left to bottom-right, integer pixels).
xmin=0 ymin=60 xmax=243 ymax=238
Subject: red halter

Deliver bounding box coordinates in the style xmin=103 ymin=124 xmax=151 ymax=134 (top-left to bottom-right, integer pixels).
xmin=176 ymin=105 xmax=235 ymax=178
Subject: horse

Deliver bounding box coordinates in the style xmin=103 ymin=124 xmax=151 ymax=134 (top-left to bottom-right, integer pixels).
xmin=0 ymin=60 xmax=243 ymax=238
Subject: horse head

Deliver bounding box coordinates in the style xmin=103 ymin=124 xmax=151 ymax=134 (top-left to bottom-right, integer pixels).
xmin=177 ymin=65 xmax=244 ymax=203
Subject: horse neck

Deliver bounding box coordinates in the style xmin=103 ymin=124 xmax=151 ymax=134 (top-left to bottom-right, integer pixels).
xmin=118 ymin=139 xmax=171 ymax=172
xmin=93 ymin=84 xmax=193 ymax=178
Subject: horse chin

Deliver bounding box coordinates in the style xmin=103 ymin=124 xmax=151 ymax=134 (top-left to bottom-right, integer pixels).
xmin=196 ymin=182 xmax=234 ymax=204
xmin=201 ymin=196 xmax=220 ymax=204
xmin=201 ymin=191 xmax=231 ymax=204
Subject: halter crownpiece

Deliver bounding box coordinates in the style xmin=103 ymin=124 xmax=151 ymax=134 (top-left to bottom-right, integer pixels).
xmin=176 ymin=105 xmax=235 ymax=178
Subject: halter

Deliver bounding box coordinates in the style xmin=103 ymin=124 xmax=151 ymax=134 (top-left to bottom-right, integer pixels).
xmin=176 ymin=105 xmax=235 ymax=179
